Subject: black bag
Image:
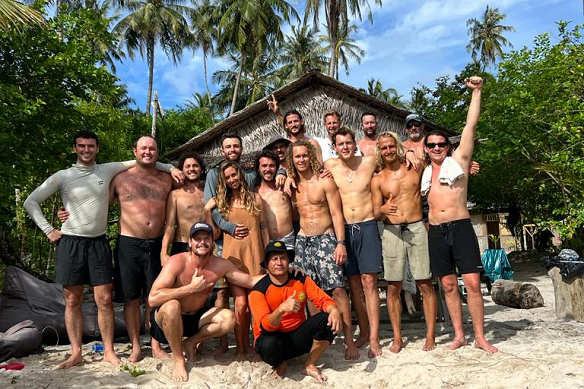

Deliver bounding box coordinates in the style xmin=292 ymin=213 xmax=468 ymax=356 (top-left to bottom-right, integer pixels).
xmin=0 ymin=320 xmax=43 ymax=362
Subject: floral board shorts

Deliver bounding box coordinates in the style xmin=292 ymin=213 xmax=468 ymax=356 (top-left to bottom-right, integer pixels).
xmin=294 ymin=233 xmax=344 ymax=292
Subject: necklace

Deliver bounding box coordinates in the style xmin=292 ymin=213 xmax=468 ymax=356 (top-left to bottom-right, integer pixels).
xmin=348 ymin=170 xmax=355 ymax=183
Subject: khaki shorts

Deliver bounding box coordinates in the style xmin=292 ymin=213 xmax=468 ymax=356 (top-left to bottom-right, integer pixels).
xmin=382 ymin=221 xmax=432 ymax=281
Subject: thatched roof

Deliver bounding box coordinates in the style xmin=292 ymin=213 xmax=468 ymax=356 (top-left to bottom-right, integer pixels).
xmin=166 ymin=70 xmax=460 ymax=165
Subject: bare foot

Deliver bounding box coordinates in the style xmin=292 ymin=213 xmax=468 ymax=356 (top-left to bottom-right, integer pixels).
xmin=235 ymin=352 xmax=246 ymax=362
xmin=152 ymin=346 xmax=171 ymax=360
xmin=368 ymin=340 xmax=383 ymax=358
xmin=271 ymin=362 xmax=287 ymax=378
xmin=447 ymin=337 xmax=468 ymax=351
xmin=302 ymin=364 xmax=327 ymax=383
xmin=103 ymin=351 xmax=122 ymax=367
xmin=389 ymin=339 xmax=404 ymax=354
xmin=171 ymin=359 xmax=189 ymax=382
xmin=354 ymin=333 xmax=369 ymax=349
xmin=474 ymin=338 xmax=498 ymax=353
xmin=345 ymin=344 xmax=360 ymax=360
xmin=213 ymin=339 xmax=229 ymax=359
xmin=128 ymin=348 xmax=143 ymax=363
xmin=422 ymin=338 xmax=436 ymax=351
xmin=57 ymin=353 xmax=83 ymax=369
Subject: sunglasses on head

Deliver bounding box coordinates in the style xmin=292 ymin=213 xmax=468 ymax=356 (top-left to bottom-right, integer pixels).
xmin=426 ymin=142 xmax=448 ymax=149
xmin=406 ymin=121 xmax=421 ymax=128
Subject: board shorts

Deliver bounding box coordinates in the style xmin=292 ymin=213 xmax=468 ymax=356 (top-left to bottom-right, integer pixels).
xmin=55 ymin=234 xmax=113 ymax=286
xmin=382 ymin=220 xmax=432 ymax=281
xmin=114 ymin=235 xmax=162 ymax=303
xmin=294 ymin=233 xmax=344 ymax=292
xmin=150 ymin=292 xmax=217 ymax=344
xmin=344 ymin=219 xmax=383 ymax=277
xmin=255 ymin=312 xmax=335 ymax=368
xmin=428 ymin=219 xmax=484 ymax=277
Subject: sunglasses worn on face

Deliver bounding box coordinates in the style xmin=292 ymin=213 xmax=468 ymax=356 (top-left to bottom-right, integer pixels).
xmin=426 ymin=142 xmax=448 ymax=149
xmin=406 ymin=121 xmax=421 ymax=128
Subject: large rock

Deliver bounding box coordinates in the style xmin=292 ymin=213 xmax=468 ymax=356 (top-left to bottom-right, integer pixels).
xmin=547 ymin=267 xmax=584 ymax=322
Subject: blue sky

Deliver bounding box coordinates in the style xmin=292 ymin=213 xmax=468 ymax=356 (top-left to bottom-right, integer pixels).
xmin=113 ymin=0 xmax=583 ymax=113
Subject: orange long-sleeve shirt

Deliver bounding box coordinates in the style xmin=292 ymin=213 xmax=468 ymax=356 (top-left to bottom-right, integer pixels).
xmin=249 ymin=272 xmax=336 ymax=339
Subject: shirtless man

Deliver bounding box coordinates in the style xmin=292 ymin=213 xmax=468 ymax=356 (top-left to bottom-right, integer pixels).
xmin=422 ymin=76 xmax=497 ymax=353
xmin=324 ymin=128 xmax=383 ymax=358
xmin=25 ymin=130 xmax=181 ymax=369
xmin=255 ymin=150 xmax=295 ymax=249
xmin=148 ymin=222 xmax=263 ymax=382
xmin=356 ymin=112 xmax=378 ymax=156
xmin=111 ymin=135 xmax=173 ymax=362
xmin=286 ymin=139 xmax=359 ymax=360
xmin=161 ymin=152 xmax=208 ymax=264
xmin=371 ymin=131 xmax=438 ymax=353
xmin=263 ymin=135 xmax=291 ymax=170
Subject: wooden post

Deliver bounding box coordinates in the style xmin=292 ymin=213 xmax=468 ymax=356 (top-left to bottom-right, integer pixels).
xmin=547 ymin=267 xmax=584 ymax=322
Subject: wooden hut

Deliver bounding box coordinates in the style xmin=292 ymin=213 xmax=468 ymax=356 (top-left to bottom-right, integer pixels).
xmin=166 ymin=70 xmax=459 ymax=164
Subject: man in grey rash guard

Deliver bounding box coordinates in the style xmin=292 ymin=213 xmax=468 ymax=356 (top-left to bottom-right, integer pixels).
xmin=24 ymin=130 xmax=182 ymax=369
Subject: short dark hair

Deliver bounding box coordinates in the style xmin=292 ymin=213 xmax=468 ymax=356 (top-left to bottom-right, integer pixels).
xmin=361 ymin=112 xmax=376 ymax=121
xmin=177 ymin=151 xmax=207 ymax=180
xmin=254 ymin=149 xmax=280 ymax=171
xmin=220 ymin=133 xmax=242 ymax=148
xmin=423 ymin=130 xmax=451 ymax=147
xmin=283 ymin=109 xmax=303 ymax=123
xmin=332 ymin=127 xmax=356 ymax=146
xmin=73 ymin=130 xmax=99 ymax=146
xmin=133 ymin=135 xmax=158 ymax=149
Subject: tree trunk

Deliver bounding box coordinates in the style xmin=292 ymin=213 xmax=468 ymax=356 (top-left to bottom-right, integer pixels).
xmin=146 ymin=37 xmax=155 ymax=116
xmin=229 ymin=48 xmax=246 ymax=117
xmin=491 ymin=279 xmax=544 ymax=309
xmin=203 ymin=46 xmax=212 ymax=107
xmin=547 ymin=267 xmax=584 ymax=322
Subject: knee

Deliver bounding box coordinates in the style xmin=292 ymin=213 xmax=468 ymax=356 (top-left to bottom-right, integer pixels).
xmin=463 ymin=277 xmax=481 ymax=294
xmin=440 ymin=276 xmax=458 ymax=294
xmin=63 ymin=291 xmax=83 ymax=307
xmin=361 ymin=274 xmax=377 ymax=291
xmin=217 ymin=309 xmax=236 ymax=332
xmin=159 ymin=299 xmax=181 ymax=318
xmin=387 ymin=284 xmax=402 ymax=299
xmin=125 ymin=298 xmax=141 ymax=310
xmin=332 ymin=287 xmax=348 ymax=302
xmin=94 ymin=290 xmax=113 ymax=308
xmin=417 ymin=281 xmax=436 ymax=298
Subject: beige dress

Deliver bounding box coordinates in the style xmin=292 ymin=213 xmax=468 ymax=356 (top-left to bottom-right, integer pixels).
xmin=223 ymin=206 xmax=264 ymax=277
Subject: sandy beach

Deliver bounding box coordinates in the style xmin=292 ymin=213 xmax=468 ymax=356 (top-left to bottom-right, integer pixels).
xmin=2 ymin=253 xmax=584 ymax=389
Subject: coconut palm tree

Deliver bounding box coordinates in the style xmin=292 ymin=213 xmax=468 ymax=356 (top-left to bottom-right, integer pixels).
xmin=114 ymin=0 xmax=191 ymax=114
xmin=279 ymin=23 xmax=328 ymax=82
xmin=215 ymin=0 xmax=297 ymax=116
xmin=187 ymin=0 xmax=216 ymax=107
xmin=0 ymin=0 xmax=43 ymax=33
xmin=466 ymin=5 xmax=515 ymax=73
xmin=320 ymin=22 xmax=364 ymax=79
xmin=304 ymin=0 xmax=381 ymax=77
xmin=360 ymin=78 xmax=405 ymax=107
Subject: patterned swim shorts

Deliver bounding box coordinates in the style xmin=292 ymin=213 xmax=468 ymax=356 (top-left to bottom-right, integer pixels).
xmin=294 ymin=233 xmax=344 ymax=291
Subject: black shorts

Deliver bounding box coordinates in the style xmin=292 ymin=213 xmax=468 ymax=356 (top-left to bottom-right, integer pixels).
xmin=428 ymin=219 xmax=484 ymax=277
xmin=170 ymin=241 xmax=189 ymax=256
xmin=55 ymin=234 xmax=113 ymax=286
xmin=344 ymin=219 xmax=383 ymax=277
xmin=150 ymin=292 xmax=217 ymax=344
xmin=114 ymin=235 xmax=162 ymax=303
xmin=255 ymin=312 xmax=336 ymax=368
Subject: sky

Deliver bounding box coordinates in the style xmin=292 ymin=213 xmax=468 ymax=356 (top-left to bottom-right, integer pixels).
xmin=113 ymin=0 xmax=583 ymax=113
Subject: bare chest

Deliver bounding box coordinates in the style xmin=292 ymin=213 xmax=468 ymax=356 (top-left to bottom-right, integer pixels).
xmin=117 ymin=173 xmax=171 ymax=202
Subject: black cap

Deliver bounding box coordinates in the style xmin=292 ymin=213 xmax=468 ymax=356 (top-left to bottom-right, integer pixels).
xmin=263 ymin=134 xmax=292 ymax=151
xmin=189 ymin=222 xmax=213 ymax=237
xmin=262 ymin=240 xmax=295 ymax=268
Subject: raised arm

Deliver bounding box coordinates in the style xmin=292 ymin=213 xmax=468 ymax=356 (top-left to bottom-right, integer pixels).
xmin=267 ymin=94 xmax=284 ymax=127
xmin=148 ymin=261 xmax=213 ymax=308
xmin=160 ymin=191 xmax=178 ymax=265
xmin=323 ymin=178 xmax=347 ymax=266
xmin=454 ymin=76 xmax=483 ymax=167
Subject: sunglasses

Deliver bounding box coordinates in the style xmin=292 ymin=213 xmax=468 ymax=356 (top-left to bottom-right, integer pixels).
xmin=406 ymin=121 xmax=421 ymax=128
xmin=426 ymin=142 xmax=448 ymax=149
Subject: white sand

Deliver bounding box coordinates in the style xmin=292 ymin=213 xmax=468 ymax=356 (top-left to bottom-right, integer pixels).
xmin=2 ymin=255 xmax=584 ymax=389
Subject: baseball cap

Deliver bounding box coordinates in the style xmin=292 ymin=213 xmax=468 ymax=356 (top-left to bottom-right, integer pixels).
xmin=263 ymin=134 xmax=291 ymax=151
xmin=262 ymin=240 xmax=295 ymax=268
xmin=189 ymin=222 xmax=213 ymax=237
xmin=405 ymin=113 xmax=423 ymax=126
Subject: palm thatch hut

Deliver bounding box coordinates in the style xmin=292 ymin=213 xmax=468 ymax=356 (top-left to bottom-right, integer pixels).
xmin=166 ymin=70 xmax=459 ymax=164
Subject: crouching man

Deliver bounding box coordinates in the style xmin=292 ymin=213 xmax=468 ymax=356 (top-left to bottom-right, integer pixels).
xmin=249 ymin=241 xmax=342 ymax=382
xmin=148 ymin=222 xmax=261 ymax=382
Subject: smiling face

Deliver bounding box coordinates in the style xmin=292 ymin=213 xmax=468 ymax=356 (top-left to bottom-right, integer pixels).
xmin=182 ymin=157 xmax=202 ymax=183
xmin=424 ymin=134 xmax=450 ymax=164
xmin=270 ymin=141 xmax=288 ymax=162
xmin=222 ymin=166 xmax=241 ymax=190
xmin=258 ymin=156 xmax=278 ymax=183
xmin=221 ymin=137 xmax=242 ymax=162
xmin=73 ymin=137 xmax=99 ymax=166
xmin=134 ymin=136 xmax=158 ymax=167
xmin=406 ymin=121 xmax=425 ymax=142
xmin=361 ymin=114 xmax=377 ymax=137
xmin=324 ymin=113 xmax=342 ymax=138
xmin=284 ymin=113 xmax=304 ymax=137
xmin=189 ymin=230 xmax=213 ymax=256
xmin=292 ymin=145 xmax=311 ymax=173
xmin=334 ymin=133 xmax=356 ymax=160
xmin=377 ymin=135 xmax=399 ymax=166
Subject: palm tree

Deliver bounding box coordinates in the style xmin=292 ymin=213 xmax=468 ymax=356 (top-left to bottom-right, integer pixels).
xmin=187 ymin=0 xmax=216 ymax=107
xmin=114 ymin=0 xmax=191 ymax=114
xmin=279 ymin=23 xmax=328 ymax=81
xmin=320 ymin=23 xmax=364 ymax=79
xmin=215 ymin=0 xmax=297 ymax=116
xmin=304 ymin=0 xmax=381 ymax=77
xmin=0 ymin=0 xmax=43 ymax=33
xmin=360 ymin=78 xmax=405 ymax=107
xmin=466 ymin=5 xmax=515 ymax=73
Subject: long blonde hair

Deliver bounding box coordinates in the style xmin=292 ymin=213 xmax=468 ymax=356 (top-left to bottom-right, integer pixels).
xmin=216 ymin=161 xmax=260 ymax=217
xmin=375 ymin=131 xmax=405 ymax=169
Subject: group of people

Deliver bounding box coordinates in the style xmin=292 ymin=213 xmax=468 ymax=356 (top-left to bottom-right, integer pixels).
xmin=24 ymin=75 xmax=497 ymax=383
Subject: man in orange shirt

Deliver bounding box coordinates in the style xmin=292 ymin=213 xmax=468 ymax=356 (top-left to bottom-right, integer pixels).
xmin=249 ymin=241 xmax=342 ymax=382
